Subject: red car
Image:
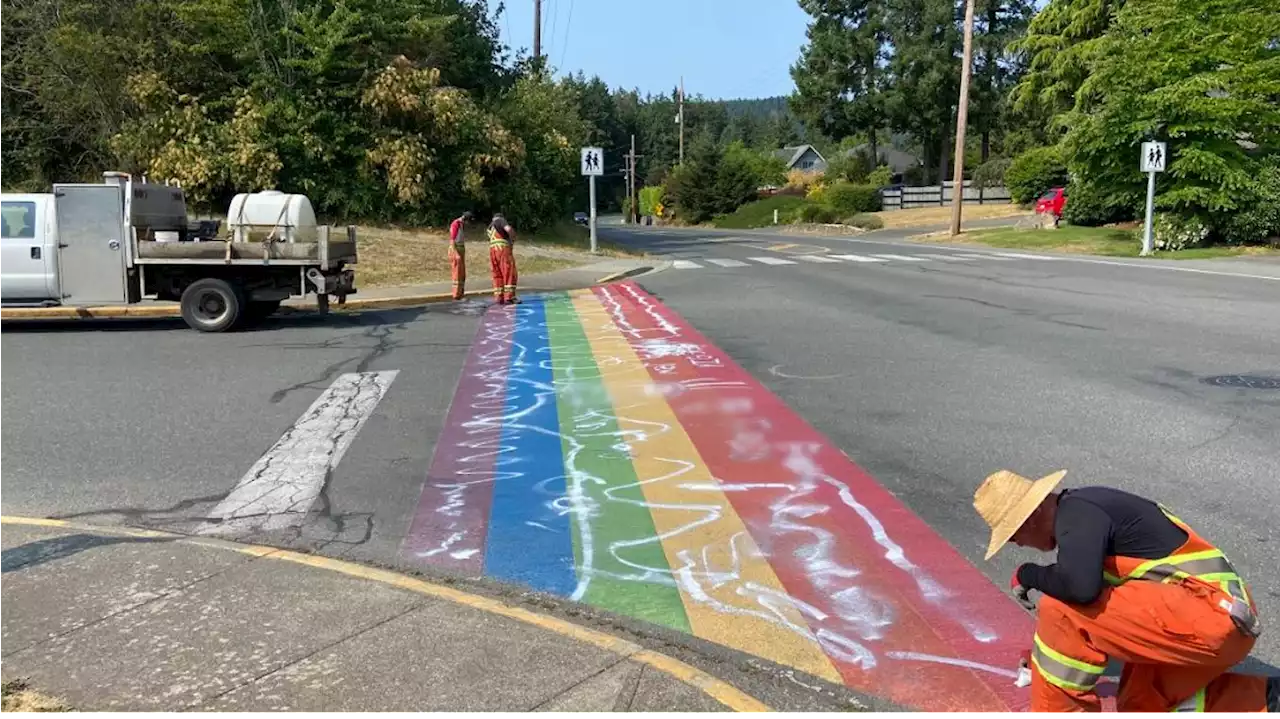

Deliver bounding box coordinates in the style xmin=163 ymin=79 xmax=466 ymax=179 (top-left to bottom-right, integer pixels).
xmin=1036 ymin=187 xmax=1067 ymax=218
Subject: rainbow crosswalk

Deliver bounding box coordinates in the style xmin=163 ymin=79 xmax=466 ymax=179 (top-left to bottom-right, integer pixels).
xmin=402 ymin=281 xmax=1035 ymax=711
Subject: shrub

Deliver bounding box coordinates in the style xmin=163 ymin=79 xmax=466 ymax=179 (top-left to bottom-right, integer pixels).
xmin=638 ymin=186 xmax=665 ymax=217
xmin=1006 ymin=146 xmax=1068 ymax=204
xmin=844 ymin=213 xmax=884 ymax=230
xmin=786 ymin=168 xmax=824 ymax=192
xmin=866 ymin=165 xmax=893 ymax=188
xmin=824 ymin=181 xmax=882 ymax=215
xmin=1062 ymin=179 xmax=1134 ymax=227
xmin=797 ymin=203 xmax=838 ymax=224
xmin=1148 ymin=212 xmax=1210 ymax=252
xmin=825 ymin=150 xmax=874 ymax=183
xmin=972 ymin=157 xmax=1011 ymax=189
xmin=1218 ymin=162 xmax=1280 ymax=245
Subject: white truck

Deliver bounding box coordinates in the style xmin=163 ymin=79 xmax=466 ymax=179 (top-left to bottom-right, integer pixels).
xmin=1 ymin=172 xmax=357 ymax=331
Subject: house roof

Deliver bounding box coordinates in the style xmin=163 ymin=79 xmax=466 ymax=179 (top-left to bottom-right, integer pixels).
xmin=772 ymin=144 xmax=826 ymax=168
xmin=844 ymin=144 xmax=921 ymax=174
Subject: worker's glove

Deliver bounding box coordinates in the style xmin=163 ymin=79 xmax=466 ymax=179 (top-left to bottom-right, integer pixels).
xmin=1010 ymin=567 xmax=1036 ymax=611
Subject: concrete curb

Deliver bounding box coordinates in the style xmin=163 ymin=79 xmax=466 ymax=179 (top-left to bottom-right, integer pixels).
xmin=0 ymin=515 xmax=771 ymax=712
xmin=595 ymin=265 xmax=657 ymax=284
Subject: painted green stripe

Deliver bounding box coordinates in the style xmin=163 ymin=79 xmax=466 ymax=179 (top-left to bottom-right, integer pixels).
xmin=544 ymin=294 xmax=691 ymax=632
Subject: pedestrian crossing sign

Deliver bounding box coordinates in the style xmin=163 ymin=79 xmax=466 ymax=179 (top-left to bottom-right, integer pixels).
xmin=580 ymin=147 xmax=603 ymax=176
xmin=1140 ymin=141 xmax=1167 ymax=173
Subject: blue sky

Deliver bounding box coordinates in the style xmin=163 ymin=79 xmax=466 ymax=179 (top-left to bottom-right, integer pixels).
xmin=495 ymin=0 xmax=812 ymax=100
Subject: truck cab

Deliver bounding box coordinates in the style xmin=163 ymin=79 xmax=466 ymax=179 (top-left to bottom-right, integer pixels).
xmin=1 ymin=193 xmax=59 ymax=303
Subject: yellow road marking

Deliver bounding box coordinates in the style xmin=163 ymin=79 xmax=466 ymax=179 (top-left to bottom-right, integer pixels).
xmin=0 ymin=515 xmax=770 ymax=712
xmin=570 ymin=294 xmax=843 ymax=683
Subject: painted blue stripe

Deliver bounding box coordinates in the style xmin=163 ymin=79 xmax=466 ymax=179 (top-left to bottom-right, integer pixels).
xmin=483 ymin=297 xmax=578 ymax=596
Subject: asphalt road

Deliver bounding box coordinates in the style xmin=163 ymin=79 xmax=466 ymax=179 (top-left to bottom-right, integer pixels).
xmin=598 ymin=221 xmax=1280 ymax=669
xmin=3 ymin=219 xmax=1278 ymax=689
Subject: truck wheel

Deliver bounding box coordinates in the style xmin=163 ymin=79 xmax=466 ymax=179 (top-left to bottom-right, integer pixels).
xmin=180 ymin=278 xmax=244 ymax=332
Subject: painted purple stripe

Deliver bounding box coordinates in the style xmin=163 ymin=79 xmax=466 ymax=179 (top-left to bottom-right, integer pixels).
xmin=401 ymin=305 xmax=515 ymax=574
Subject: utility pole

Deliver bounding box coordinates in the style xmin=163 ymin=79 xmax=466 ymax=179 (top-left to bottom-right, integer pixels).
xmin=678 ymin=77 xmax=685 ymax=164
xmin=630 ymin=134 xmax=640 ymax=224
xmin=948 ymin=0 xmax=977 ymax=237
xmin=533 ymin=0 xmax=542 ymax=62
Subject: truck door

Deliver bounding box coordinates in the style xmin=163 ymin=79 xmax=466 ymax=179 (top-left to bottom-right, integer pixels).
xmin=53 ymin=184 xmax=128 ymax=304
xmin=1 ymin=196 xmax=52 ymax=301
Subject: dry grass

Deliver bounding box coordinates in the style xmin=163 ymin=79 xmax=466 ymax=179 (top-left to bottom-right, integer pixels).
xmin=2 ymin=680 xmax=70 ymax=712
xmin=354 ymin=226 xmax=587 ymax=289
xmin=871 ymin=204 xmax=1030 ymax=229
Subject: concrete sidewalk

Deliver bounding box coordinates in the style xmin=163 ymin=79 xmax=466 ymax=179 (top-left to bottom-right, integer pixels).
xmin=0 ymin=519 xmax=756 ymax=712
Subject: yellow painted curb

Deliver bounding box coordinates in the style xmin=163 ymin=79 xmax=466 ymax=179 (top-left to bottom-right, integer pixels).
xmin=0 ymin=515 xmax=771 ymax=712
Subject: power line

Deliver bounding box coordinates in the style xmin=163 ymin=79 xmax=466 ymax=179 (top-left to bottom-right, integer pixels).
xmin=547 ymin=0 xmax=559 ymax=67
xmin=557 ymin=0 xmax=575 ymax=69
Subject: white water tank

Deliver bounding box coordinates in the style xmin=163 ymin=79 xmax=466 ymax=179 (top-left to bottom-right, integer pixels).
xmin=227 ymin=191 xmax=317 ymax=243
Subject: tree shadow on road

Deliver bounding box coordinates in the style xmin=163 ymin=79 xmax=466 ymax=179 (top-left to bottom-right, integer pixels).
xmin=1 ymin=533 xmax=175 ymax=574
xmin=0 ymin=304 xmax=464 ymax=334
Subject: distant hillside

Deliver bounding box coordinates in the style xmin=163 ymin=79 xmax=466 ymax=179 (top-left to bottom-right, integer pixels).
xmin=719 ymin=96 xmax=791 ymax=119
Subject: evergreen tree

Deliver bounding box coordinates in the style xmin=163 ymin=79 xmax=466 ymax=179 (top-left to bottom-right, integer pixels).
xmin=790 ymin=0 xmax=888 ymax=157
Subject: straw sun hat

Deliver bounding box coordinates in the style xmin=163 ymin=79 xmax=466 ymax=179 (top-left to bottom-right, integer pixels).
xmin=974 ymin=469 xmax=1068 ymax=560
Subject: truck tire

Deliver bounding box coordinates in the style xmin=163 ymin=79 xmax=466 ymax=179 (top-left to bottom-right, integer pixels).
xmin=180 ymin=278 xmax=244 ymax=332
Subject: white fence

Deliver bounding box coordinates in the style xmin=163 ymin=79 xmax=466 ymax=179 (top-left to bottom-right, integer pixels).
xmin=881 ymin=181 xmax=1012 ymax=210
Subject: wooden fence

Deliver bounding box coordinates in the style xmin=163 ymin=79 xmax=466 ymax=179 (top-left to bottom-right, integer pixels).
xmin=881 ymin=181 xmax=1012 ymax=210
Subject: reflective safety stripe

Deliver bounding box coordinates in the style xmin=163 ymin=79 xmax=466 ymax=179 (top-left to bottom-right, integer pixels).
xmin=1171 ymin=687 xmax=1206 ymax=712
xmin=1031 ymin=634 xmax=1105 ymax=692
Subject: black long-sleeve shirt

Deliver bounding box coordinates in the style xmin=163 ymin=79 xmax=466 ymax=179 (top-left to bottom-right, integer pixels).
xmin=1016 ymin=487 xmax=1188 ymax=605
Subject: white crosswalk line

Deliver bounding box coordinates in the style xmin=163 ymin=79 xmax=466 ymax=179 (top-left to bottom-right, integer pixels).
xmin=795 ymin=255 xmax=843 ymax=263
xmin=992 ymin=252 xmax=1061 ymax=260
xmin=672 ymin=260 xmax=703 ymax=269
xmin=954 ymin=253 xmax=1015 ymax=260
xmin=871 ymin=254 xmax=931 ymax=262
xmin=831 ymin=254 xmax=889 ymax=263
xmin=748 ymin=256 xmax=798 ymax=265
xmin=918 ymin=253 xmax=975 ymax=261
xmin=202 ymin=371 xmax=398 ymax=535
xmin=705 ymin=258 xmax=748 ymax=267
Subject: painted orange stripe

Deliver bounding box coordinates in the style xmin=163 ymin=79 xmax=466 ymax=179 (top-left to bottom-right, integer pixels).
xmin=569 ymin=291 xmax=842 ymax=683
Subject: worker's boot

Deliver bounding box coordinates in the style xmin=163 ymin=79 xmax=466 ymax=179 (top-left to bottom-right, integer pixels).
xmin=1267 ymin=675 xmax=1279 ymax=712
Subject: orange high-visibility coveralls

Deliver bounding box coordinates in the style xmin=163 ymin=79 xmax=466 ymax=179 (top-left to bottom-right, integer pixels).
xmin=448 ymin=217 xmax=466 ymax=300
xmin=1030 ymin=509 xmax=1267 ymax=712
xmin=487 ymin=224 xmax=517 ymax=304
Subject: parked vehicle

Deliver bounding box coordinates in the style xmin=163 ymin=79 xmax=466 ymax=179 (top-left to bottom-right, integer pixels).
xmin=573 ymin=211 xmax=589 ymax=226
xmin=1 ymin=172 xmax=357 ymax=332
xmin=1036 ymin=187 xmax=1067 ymax=218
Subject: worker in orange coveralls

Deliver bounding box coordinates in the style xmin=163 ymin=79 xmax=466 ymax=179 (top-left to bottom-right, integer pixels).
xmin=447 ymin=211 xmax=473 ymax=300
xmin=487 ymin=213 xmax=518 ymax=305
xmin=974 ymin=470 xmax=1278 ymax=712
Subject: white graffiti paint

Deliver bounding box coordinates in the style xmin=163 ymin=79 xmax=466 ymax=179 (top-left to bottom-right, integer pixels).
xmin=419 ymin=289 xmax=1000 ymax=690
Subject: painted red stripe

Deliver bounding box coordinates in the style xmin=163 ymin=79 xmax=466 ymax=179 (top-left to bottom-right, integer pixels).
xmin=401 ymin=307 xmax=515 ymax=575
xmin=595 ymin=281 xmax=1034 ymax=711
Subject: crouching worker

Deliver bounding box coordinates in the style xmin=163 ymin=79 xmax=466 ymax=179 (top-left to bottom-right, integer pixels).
xmin=973 ymin=470 xmax=1277 ymax=712
xmin=486 ymin=213 xmax=518 ymax=305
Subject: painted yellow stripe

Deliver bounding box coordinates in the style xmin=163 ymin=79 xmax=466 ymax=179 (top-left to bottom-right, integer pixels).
xmin=569 ymin=292 xmax=843 ymax=683
xmin=0 ymin=516 xmax=770 ymax=712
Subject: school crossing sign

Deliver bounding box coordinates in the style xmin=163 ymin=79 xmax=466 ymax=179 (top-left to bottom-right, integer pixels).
xmin=580 ymin=147 xmax=603 ymax=176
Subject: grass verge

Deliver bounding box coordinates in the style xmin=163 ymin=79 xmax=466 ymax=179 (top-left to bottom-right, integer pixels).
xmin=929 ymin=225 xmax=1280 ymax=260
xmin=355 ymin=222 xmax=609 ymax=289
xmin=713 ymin=195 xmax=807 ymax=229
xmin=2 ymin=680 xmax=70 ymax=712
